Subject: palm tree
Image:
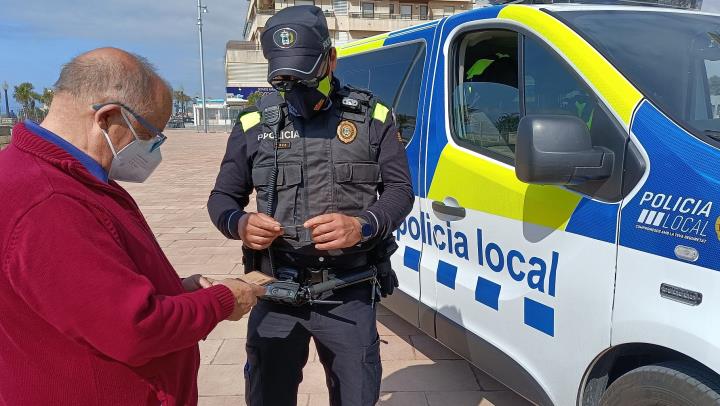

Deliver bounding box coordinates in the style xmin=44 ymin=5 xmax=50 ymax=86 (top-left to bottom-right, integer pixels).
xmin=37 ymin=88 xmax=54 ymax=110
xmin=173 ymin=88 xmax=192 ymax=116
xmin=13 ymin=82 xmax=36 ymax=120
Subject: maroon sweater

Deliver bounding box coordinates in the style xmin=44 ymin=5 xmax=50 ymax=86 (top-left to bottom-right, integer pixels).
xmin=0 ymin=124 xmax=236 ymax=406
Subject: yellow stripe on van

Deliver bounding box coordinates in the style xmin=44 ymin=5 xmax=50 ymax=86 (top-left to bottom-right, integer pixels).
xmin=499 ymin=5 xmax=643 ymax=127
xmin=427 ymin=146 xmax=582 ymax=230
xmin=336 ymin=33 xmax=389 ymax=58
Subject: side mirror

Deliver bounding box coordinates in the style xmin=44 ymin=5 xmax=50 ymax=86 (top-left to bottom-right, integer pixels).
xmin=515 ymin=115 xmax=613 ymax=185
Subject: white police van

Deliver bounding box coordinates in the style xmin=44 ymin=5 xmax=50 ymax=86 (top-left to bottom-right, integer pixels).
xmin=334 ymin=2 xmax=720 ymax=405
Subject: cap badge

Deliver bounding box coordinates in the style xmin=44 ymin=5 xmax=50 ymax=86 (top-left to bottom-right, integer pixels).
xmin=274 ymin=28 xmax=297 ymax=49
xmin=337 ymin=120 xmax=358 ymax=144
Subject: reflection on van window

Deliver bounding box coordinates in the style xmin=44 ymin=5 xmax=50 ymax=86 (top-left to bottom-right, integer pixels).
xmin=524 ymin=37 xmax=598 ymax=129
xmin=560 ymin=11 xmax=720 ymax=141
xmin=451 ymin=30 xmax=520 ymax=163
xmin=335 ymin=42 xmax=426 ymax=144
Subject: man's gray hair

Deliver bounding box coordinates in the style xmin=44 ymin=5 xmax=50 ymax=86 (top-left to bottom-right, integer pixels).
xmin=54 ymin=50 xmax=172 ymax=115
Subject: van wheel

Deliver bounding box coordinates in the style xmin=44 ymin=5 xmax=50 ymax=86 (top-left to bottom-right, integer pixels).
xmin=599 ymin=362 xmax=720 ymax=406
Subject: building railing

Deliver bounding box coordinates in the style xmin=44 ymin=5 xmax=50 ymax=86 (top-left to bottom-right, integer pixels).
xmin=229 ymin=42 xmax=263 ymax=50
xmin=257 ymin=8 xmax=335 ymax=16
xmin=348 ymin=12 xmax=434 ymax=20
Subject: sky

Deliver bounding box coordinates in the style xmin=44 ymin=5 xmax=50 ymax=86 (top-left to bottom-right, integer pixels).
xmin=0 ymin=0 xmax=249 ymax=112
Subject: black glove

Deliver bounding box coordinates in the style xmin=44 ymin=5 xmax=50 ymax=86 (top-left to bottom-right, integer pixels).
xmin=377 ymin=260 xmax=399 ymax=297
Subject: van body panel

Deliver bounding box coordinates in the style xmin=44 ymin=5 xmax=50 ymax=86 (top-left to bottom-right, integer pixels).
xmin=614 ymin=100 xmax=720 ymax=374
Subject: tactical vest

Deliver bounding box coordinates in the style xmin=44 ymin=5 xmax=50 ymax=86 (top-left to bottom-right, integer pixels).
xmin=242 ymin=86 xmax=390 ymax=257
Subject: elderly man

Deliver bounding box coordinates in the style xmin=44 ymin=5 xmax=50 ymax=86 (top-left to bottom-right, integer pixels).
xmin=0 ymin=48 xmax=264 ymax=406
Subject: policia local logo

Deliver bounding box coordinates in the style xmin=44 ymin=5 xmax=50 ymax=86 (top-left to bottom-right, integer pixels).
xmin=273 ymin=28 xmax=297 ymax=48
xmin=636 ymin=191 xmax=714 ymax=244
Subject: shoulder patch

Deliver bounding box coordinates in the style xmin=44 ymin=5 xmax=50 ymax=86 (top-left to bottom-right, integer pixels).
xmin=372 ymin=102 xmax=390 ymax=124
xmin=239 ymin=111 xmax=261 ymax=131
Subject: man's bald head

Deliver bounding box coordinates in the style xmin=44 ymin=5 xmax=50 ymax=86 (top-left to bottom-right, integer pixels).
xmin=54 ymin=48 xmax=172 ymax=116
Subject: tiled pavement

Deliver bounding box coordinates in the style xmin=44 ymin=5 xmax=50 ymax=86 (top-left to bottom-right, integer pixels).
xmin=122 ymin=130 xmax=531 ymax=406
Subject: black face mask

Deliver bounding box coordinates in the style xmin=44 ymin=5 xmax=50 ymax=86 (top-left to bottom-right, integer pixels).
xmin=285 ymin=75 xmax=332 ymax=120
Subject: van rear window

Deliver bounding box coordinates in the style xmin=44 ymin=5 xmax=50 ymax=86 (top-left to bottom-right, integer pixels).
xmin=335 ymin=42 xmax=426 ymax=144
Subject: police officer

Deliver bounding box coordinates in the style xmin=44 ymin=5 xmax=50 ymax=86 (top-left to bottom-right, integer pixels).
xmin=207 ymin=5 xmax=413 ymax=406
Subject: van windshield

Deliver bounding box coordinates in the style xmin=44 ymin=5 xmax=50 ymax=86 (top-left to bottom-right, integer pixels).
xmin=558 ymin=10 xmax=720 ymax=139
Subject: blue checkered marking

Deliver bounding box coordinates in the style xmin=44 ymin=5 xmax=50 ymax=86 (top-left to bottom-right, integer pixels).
xmin=524 ymin=298 xmax=554 ymax=337
xmin=403 ymin=247 xmax=421 ymax=272
xmin=436 ymin=261 xmax=458 ymax=289
xmin=475 ymin=277 xmax=501 ymax=310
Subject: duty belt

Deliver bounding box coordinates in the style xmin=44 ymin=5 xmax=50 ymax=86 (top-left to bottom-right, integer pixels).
xmin=260 ymin=250 xmax=369 ymax=274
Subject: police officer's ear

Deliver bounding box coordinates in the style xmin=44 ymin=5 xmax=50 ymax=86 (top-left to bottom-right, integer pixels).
xmin=327 ymin=47 xmax=338 ymax=75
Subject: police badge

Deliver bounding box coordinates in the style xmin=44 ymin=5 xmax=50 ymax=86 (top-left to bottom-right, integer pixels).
xmin=337 ymin=120 xmax=358 ymax=144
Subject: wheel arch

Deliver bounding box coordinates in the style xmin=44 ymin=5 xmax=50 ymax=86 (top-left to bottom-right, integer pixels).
xmin=578 ymin=342 xmax=720 ymax=406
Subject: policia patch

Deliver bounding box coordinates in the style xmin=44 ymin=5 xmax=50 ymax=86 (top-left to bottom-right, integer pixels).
xmin=337 ymin=120 xmax=358 ymax=144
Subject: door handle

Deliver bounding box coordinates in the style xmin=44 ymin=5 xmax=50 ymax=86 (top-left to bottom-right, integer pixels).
xmin=432 ymin=199 xmax=466 ymax=222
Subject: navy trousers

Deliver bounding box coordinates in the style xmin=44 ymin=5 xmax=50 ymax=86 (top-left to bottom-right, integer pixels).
xmin=244 ymin=283 xmax=381 ymax=406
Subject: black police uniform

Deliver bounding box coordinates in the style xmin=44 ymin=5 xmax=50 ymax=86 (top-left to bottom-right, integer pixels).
xmin=207 ymin=6 xmax=413 ymax=406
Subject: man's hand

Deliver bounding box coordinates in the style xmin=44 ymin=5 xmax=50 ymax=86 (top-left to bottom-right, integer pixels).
xmin=216 ymin=278 xmax=266 ymax=321
xmin=304 ymin=213 xmax=361 ymax=250
xmin=182 ymin=274 xmax=215 ymax=292
xmin=238 ymin=213 xmax=282 ymax=250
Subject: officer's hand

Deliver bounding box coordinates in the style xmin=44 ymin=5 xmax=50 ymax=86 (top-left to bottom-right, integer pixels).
xmin=238 ymin=213 xmax=282 ymax=250
xmin=216 ymin=278 xmax=266 ymax=321
xmin=304 ymin=213 xmax=362 ymax=250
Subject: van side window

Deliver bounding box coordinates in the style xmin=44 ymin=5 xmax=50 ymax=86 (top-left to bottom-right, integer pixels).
xmin=335 ymin=42 xmax=426 ymax=144
xmin=450 ymin=30 xmax=520 ymax=164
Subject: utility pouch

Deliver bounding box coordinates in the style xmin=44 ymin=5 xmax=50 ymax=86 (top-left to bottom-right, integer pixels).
xmin=242 ymin=246 xmax=261 ymax=274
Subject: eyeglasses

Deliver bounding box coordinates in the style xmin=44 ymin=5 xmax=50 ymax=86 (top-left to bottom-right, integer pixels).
xmin=270 ymin=77 xmax=323 ymax=92
xmin=92 ymin=101 xmax=167 ymax=153
xmin=270 ymin=53 xmax=329 ymax=92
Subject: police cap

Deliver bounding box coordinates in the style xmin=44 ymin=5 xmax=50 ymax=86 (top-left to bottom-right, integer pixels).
xmin=260 ymin=5 xmax=332 ymax=82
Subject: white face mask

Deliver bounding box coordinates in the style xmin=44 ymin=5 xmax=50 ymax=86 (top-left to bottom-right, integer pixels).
xmin=100 ymin=109 xmax=163 ymax=183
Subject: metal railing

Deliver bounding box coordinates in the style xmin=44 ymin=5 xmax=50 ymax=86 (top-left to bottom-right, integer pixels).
xmin=256 ymin=8 xmax=335 ymax=16
xmin=348 ymin=12 xmax=432 ymax=20
xmin=228 ymin=42 xmax=263 ymax=51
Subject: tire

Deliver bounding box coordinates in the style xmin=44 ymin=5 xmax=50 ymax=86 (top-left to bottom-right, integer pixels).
xmin=599 ymin=362 xmax=720 ymax=406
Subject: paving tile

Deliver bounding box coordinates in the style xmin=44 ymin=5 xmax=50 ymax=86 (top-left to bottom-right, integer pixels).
xmin=425 ymin=390 xmax=531 ymax=406
xmin=411 ymin=335 xmax=462 ymax=360
xmin=298 ymin=362 xmax=330 ymax=394
xmin=380 ymin=336 xmax=417 ymax=361
xmin=197 ymin=396 xmax=246 ymax=406
xmin=170 ymin=239 xmax=230 ymax=248
xmin=207 ymin=319 xmax=249 ymax=340
xmin=377 ymin=314 xmax=422 ymax=336
xmin=471 ymin=367 xmax=510 ymax=392
xmin=381 ymin=360 xmax=480 ymax=392
xmin=191 ymin=247 xmax=245 ymax=256
xmin=199 ymin=339 xmax=224 ymax=365
xmin=213 ymin=339 xmax=247 ymax=366
xmin=169 ymin=254 xmax=213 ymax=265
xmin=197 ymin=365 xmax=244 ymax=396
xmin=151 ymin=227 xmax=192 ymax=234
xmin=379 ymin=392 xmax=430 ymax=406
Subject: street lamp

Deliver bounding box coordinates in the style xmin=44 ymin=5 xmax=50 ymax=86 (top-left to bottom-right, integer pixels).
xmin=197 ymin=0 xmax=209 ymax=133
xmin=2 ymin=82 xmax=9 ymax=117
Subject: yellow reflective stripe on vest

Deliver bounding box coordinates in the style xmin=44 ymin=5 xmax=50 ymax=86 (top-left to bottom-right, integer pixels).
xmin=239 ymin=111 xmax=261 ymax=131
xmin=373 ymin=103 xmax=389 ymax=123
